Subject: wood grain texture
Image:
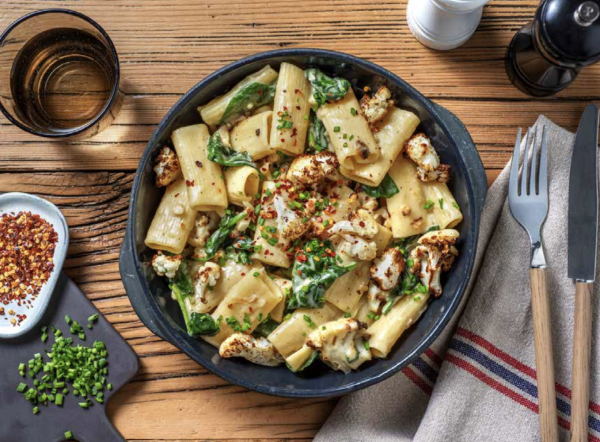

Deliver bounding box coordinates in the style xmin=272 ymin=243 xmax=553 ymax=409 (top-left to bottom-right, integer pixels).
xmin=571 ymin=282 xmax=594 ymax=442
xmin=530 ymin=268 xmax=559 ymax=442
xmin=1 ymin=1 xmax=599 ymax=440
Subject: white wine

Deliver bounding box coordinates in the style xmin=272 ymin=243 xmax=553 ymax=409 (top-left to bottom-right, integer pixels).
xmin=11 ymin=28 xmax=117 ymax=135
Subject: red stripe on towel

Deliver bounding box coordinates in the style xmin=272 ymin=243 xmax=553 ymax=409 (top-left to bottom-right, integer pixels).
xmin=425 ymin=348 xmax=443 ymax=367
xmin=456 ymin=327 xmax=600 ymax=416
xmin=402 ymin=366 xmax=433 ymax=396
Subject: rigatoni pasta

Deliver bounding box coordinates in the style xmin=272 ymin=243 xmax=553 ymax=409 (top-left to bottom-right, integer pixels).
xmin=230 ymin=111 xmax=274 ymax=160
xmin=224 ymin=166 xmax=260 ymax=206
xmin=269 ymin=62 xmax=311 ymax=156
xmin=171 ymin=124 xmax=228 ymax=211
xmin=145 ymin=179 xmax=197 ymax=254
xmin=341 ymin=107 xmax=420 ymax=186
xmin=146 ymin=62 xmax=463 ymax=375
xmin=317 ymin=89 xmax=380 ymax=169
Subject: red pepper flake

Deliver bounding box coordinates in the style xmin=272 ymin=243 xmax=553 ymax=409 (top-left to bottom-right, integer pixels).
xmin=0 ymin=211 xmax=58 ymax=314
xmin=294 ymin=89 xmax=301 ymax=94
xmin=297 ymin=270 xmax=302 ymax=275
xmin=248 ymin=306 xmax=254 ymax=313
xmin=359 ymin=221 xmax=366 ymax=227
xmin=280 ymin=138 xmax=285 ymax=143
xmin=241 ymin=272 xmax=246 ymax=277
xmin=186 ymin=179 xmax=195 ymax=187
xmin=195 ymin=161 xmax=203 ymax=168
xmin=174 ymin=193 xmax=180 ymax=197
xmin=295 ymin=105 xmax=301 ymax=110
xmin=283 ymin=106 xmax=288 ymax=111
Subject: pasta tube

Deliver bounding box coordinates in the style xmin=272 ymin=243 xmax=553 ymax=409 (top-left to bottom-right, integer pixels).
xmin=325 ymin=261 xmax=370 ymax=313
xmin=268 ymin=303 xmax=341 ymax=358
xmin=387 ymin=155 xmax=462 ymax=238
xmin=171 ymin=124 xmax=228 ymax=212
xmin=317 ymin=89 xmax=380 ymax=169
xmin=269 ymin=62 xmax=311 ymax=156
xmin=341 ymin=107 xmax=420 ymax=186
xmin=202 ymin=268 xmax=283 ymax=348
xmin=230 ymin=111 xmax=274 ymax=160
xmin=368 ymin=292 xmax=430 ymax=358
xmin=144 ymin=179 xmax=197 ymax=254
xmin=224 ymin=166 xmax=260 ymax=206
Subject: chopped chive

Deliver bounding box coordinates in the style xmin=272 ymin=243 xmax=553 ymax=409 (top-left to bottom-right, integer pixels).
xmin=333 ymin=126 xmax=341 ymax=133
xmin=64 ymin=315 xmax=72 ymax=325
xmin=64 ymin=431 xmax=74 ymax=439
xmin=87 ymin=314 xmax=99 ymax=323
xmin=350 ymin=107 xmax=357 ymax=116
xmin=423 ymin=200 xmax=434 ymax=210
xmin=452 ymin=201 xmax=460 ymax=209
xmin=364 ymin=341 xmax=370 ymax=350
xmin=17 ymin=383 xmax=27 ymax=393
xmin=33 ymin=406 xmax=39 ymax=414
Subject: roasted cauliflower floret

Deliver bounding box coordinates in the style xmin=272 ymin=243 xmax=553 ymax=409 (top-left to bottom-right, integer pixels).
xmin=370 ymin=247 xmax=405 ymax=291
xmin=306 ymin=317 xmax=371 ymax=373
xmin=153 ymin=146 xmax=181 ymax=187
xmin=220 ymin=333 xmax=284 ymax=367
xmin=359 ymin=86 xmax=394 ymax=126
xmin=356 ymin=188 xmax=380 ymax=214
xmin=338 ymin=235 xmax=378 ymax=261
xmin=272 ymin=192 xmax=310 ymax=240
xmin=193 ymin=262 xmax=221 ymax=305
xmin=366 ymin=282 xmax=393 ymax=313
xmin=330 ymin=209 xmax=379 ymax=239
xmin=188 ymin=211 xmax=220 ymax=247
xmin=409 ymin=229 xmax=459 ymax=297
xmin=405 ymin=133 xmax=451 ymax=183
xmin=151 ymin=252 xmax=182 ymax=279
xmin=287 ymin=152 xmax=339 ymax=188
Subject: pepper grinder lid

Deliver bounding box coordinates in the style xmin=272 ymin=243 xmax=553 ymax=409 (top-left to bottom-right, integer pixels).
xmin=539 ymin=0 xmax=600 ymax=66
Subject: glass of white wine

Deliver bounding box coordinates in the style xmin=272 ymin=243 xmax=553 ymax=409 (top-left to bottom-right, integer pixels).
xmin=0 ymin=9 xmax=123 ymax=139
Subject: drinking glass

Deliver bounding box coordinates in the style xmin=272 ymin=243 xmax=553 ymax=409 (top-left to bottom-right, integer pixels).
xmin=0 ymin=9 xmax=122 ymax=139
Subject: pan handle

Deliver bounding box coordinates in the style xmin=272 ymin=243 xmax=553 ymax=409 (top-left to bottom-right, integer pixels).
xmin=119 ymin=226 xmax=168 ymax=341
xmin=433 ymin=102 xmax=487 ymax=215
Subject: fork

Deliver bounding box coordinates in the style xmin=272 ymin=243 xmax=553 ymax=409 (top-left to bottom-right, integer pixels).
xmin=508 ymin=126 xmax=558 ymax=442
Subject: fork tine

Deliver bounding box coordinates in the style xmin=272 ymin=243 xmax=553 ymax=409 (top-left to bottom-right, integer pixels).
xmin=529 ymin=126 xmax=539 ymax=195
xmin=538 ymin=126 xmax=548 ymax=195
xmin=520 ymin=128 xmax=532 ymax=195
xmin=509 ymin=127 xmax=522 ymax=197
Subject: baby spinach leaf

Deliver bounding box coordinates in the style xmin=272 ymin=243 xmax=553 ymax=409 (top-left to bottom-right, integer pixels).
xmin=305 ymin=68 xmax=351 ymax=107
xmin=172 ymin=260 xmax=194 ymax=297
xmin=287 ymin=351 xmax=320 ymax=372
xmin=220 ymin=81 xmax=277 ymax=124
xmin=288 ymin=239 xmax=356 ymax=309
xmin=171 ymin=284 xmax=221 ymax=337
xmin=207 ymin=133 xmax=258 ymax=170
xmin=253 ymin=318 xmax=280 ymax=338
xmin=361 ymin=174 xmax=400 ymax=198
xmin=306 ymin=112 xmax=329 ymax=153
xmin=188 ymin=313 xmax=221 ymax=337
xmin=205 ymin=210 xmax=248 ymax=258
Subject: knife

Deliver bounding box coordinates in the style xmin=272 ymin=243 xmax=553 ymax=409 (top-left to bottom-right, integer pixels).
xmin=568 ymin=103 xmax=599 ymax=442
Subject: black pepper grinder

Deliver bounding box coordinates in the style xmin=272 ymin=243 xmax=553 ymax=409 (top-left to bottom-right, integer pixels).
xmin=506 ymin=0 xmax=600 ymax=97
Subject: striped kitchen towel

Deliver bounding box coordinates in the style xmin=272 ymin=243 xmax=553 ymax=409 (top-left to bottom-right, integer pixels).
xmin=315 ymin=115 xmax=600 ymax=442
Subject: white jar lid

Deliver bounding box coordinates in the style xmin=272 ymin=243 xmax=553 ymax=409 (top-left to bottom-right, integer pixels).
xmin=432 ymin=0 xmax=490 ymax=13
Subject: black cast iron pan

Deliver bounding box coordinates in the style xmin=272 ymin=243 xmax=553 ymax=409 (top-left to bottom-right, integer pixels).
xmin=120 ymin=49 xmax=487 ymax=398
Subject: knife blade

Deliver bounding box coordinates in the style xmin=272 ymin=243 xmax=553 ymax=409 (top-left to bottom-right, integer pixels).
xmin=568 ymin=104 xmax=599 ymax=282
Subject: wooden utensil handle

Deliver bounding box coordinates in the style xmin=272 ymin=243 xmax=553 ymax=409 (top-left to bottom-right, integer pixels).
xmin=530 ymin=268 xmax=559 ymax=442
xmin=571 ymin=281 xmax=594 ymax=442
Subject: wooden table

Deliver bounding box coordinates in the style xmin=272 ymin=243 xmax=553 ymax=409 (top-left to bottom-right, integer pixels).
xmin=1 ymin=1 xmax=598 ymax=440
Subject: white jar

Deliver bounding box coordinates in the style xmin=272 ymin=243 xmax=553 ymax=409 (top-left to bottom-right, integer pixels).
xmin=407 ymin=0 xmax=491 ymax=51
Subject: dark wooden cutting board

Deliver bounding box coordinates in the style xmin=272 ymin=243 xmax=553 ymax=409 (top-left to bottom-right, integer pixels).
xmin=0 ymin=273 xmax=139 ymax=442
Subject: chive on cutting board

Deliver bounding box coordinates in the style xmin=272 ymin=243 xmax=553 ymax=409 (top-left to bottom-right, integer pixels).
xmin=0 ymin=274 xmax=139 ymax=442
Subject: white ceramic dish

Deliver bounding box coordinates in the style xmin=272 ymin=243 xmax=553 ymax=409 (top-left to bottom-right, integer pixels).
xmin=0 ymin=193 xmax=69 ymax=338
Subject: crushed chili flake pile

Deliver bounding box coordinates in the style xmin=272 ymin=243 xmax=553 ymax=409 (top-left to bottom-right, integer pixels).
xmin=0 ymin=211 xmax=58 ymax=325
